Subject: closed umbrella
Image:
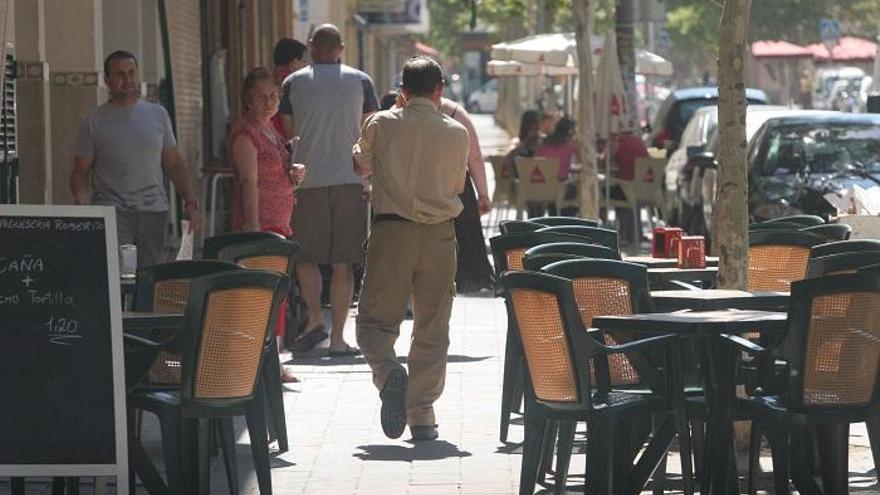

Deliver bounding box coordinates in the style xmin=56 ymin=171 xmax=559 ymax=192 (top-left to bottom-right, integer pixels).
xmin=595 ymin=30 xmax=635 ymax=208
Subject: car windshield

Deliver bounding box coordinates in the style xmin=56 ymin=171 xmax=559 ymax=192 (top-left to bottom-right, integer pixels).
xmin=757 ymin=123 xmax=880 ymax=176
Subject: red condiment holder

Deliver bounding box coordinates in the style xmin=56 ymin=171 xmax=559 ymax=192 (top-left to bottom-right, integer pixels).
xmin=652 ymin=227 xmax=683 ymax=258
xmin=677 ymin=235 xmax=707 ymax=269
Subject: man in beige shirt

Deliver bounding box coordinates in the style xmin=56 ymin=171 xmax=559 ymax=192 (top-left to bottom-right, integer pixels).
xmin=353 ymin=56 xmax=468 ymax=441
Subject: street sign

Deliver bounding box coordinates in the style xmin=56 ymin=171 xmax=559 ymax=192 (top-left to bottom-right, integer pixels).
xmin=657 ymin=29 xmax=670 ymax=51
xmin=818 ymin=18 xmax=842 ymax=52
xmin=358 ymin=0 xmax=406 ymax=14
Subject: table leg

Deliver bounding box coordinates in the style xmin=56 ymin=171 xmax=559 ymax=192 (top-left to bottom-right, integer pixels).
xmin=705 ymin=337 xmax=740 ymax=495
xmin=817 ymin=423 xmax=849 ymax=494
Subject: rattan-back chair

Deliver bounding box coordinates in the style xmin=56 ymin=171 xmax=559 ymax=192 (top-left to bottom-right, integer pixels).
xmin=488 ymin=230 xmax=598 ymax=443
xmin=748 ymin=230 xmax=826 ymax=291
xmin=217 ymin=238 xmax=299 ymax=454
xmin=202 ymin=231 xmax=284 ymax=260
xmin=501 ymin=271 xmax=685 ymax=495
xmin=765 ymin=214 xmax=825 ymax=226
xmin=128 ymin=270 xmax=287 ymax=495
xmin=800 ymin=223 xmax=852 ymax=242
xmin=530 ymin=216 xmax=600 ymax=227
xmin=726 ymin=273 xmax=880 ymax=495
xmin=522 ymin=253 xmax=582 ymax=272
xmin=499 ymin=220 xmax=544 ymax=235
xmin=524 ymin=241 xmax=618 ymax=261
xmin=812 ymin=239 xmax=880 ymax=258
xmin=807 ymin=251 xmax=880 ymax=278
xmin=133 ymin=260 xmax=242 ymax=386
xmin=535 ymin=225 xmax=620 ymax=254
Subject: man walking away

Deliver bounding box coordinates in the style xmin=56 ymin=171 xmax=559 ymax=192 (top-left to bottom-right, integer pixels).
xmin=71 ymin=50 xmax=202 ymax=268
xmin=353 ymin=57 xmax=469 ymax=441
xmin=280 ymin=24 xmax=378 ymax=357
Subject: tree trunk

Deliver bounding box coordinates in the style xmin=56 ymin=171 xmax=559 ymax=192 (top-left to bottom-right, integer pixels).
xmin=714 ymin=0 xmax=751 ymax=290
xmin=573 ymin=0 xmax=599 ymax=219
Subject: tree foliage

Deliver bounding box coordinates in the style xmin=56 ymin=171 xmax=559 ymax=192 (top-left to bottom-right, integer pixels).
xmin=426 ymin=0 xmax=616 ymax=58
xmin=665 ymin=0 xmax=880 ymax=79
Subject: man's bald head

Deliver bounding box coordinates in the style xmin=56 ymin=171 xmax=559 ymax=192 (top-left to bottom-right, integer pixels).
xmin=310 ymin=24 xmax=344 ymax=63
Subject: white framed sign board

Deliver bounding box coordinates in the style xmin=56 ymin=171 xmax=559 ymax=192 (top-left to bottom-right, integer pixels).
xmin=0 ymin=205 xmax=128 ymax=493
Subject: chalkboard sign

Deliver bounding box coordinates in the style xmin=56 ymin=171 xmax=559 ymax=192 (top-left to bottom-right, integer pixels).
xmin=0 ymin=205 xmax=128 ymax=490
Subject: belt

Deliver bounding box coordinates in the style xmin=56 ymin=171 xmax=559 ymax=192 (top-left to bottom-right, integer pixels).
xmin=373 ymin=213 xmax=413 ymax=224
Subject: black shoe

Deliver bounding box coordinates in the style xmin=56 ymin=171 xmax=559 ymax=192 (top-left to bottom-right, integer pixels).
xmin=291 ymin=325 xmax=328 ymax=352
xmin=410 ymin=425 xmax=438 ymax=441
xmin=380 ymin=364 xmax=408 ymax=439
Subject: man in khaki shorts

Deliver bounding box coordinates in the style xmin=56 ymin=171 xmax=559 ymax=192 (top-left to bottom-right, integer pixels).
xmin=353 ymin=57 xmax=469 ymax=441
xmin=280 ymin=24 xmax=379 ymax=356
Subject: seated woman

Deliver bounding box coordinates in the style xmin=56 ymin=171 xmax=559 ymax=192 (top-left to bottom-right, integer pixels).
xmin=503 ymin=110 xmax=542 ymax=178
xmin=534 ymin=116 xmax=583 ymax=216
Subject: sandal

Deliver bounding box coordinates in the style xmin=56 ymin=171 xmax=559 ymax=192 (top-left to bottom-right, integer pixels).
xmin=281 ymin=369 xmax=301 ymax=383
xmin=292 ymin=324 xmax=328 ymax=352
xmin=328 ymin=345 xmax=361 ymax=357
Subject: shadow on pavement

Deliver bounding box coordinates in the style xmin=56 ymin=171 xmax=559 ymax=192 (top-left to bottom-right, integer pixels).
xmin=353 ymin=441 xmax=472 ymax=462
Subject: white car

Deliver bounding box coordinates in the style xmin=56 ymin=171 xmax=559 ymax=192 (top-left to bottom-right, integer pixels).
xmin=467 ymin=79 xmax=498 ymax=113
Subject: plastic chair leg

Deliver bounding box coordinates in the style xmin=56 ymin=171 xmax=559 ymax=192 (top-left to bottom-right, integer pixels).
xmin=217 ymin=418 xmax=240 ymax=495
xmin=11 ymin=478 xmax=24 ymax=495
xmin=766 ymin=426 xmax=792 ymax=495
xmin=817 ymin=423 xmax=849 ymax=495
xmin=585 ymin=417 xmax=612 ymax=495
xmin=519 ymin=405 xmax=547 ymax=495
xmin=52 ymin=478 xmax=64 ymax=495
xmin=537 ymin=420 xmax=558 ymax=484
xmin=674 ymin=407 xmax=695 ymax=495
xmin=158 ymin=409 xmax=184 ymax=493
xmin=553 ymin=420 xmax=576 ymax=495
xmin=263 ymin=341 xmax=289 ymax=453
xmin=868 ymin=415 xmax=880 ymax=485
xmin=196 ymin=419 xmax=212 ymax=495
xmin=246 ymin=398 xmax=274 ymax=495
xmin=747 ymin=420 xmax=762 ymax=495
xmin=499 ymin=326 xmax=519 ymax=443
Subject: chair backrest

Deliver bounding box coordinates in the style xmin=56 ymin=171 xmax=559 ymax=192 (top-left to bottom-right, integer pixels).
xmin=488 ymin=155 xmax=513 ymax=205
xmin=535 ymin=225 xmax=620 ymax=253
xmin=202 ymin=231 xmax=284 ymax=260
xmin=779 ymin=274 xmax=880 ymax=409
xmin=514 ymin=156 xmax=562 ymax=206
xmin=807 ymin=252 xmax=880 ymax=278
xmin=522 ymin=253 xmax=582 ymax=272
xmin=501 ymin=270 xmax=593 ymax=408
xmin=180 ymin=270 xmax=287 ymax=406
xmin=133 ymin=260 xmax=242 ymax=386
xmin=766 ymin=214 xmax=825 ymax=226
xmin=217 ymin=238 xmax=298 ymax=280
xmin=499 ymin=220 xmax=544 ymax=235
xmin=542 ymin=259 xmax=652 ymax=386
xmin=524 ymin=242 xmax=617 ymax=260
xmin=489 ymin=231 xmax=596 ymax=276
xmin=629 ymin=157 xmax=665 ymax=207
xmin=812 ymin=239 xmax=880 ymax=258
xmin=748 ymin=230 xmax=826 ymax=291
xmin=530 ymin=216 xmax=600 ymax=227
xmin=748 ymin=221 xmax=804 ymax=231
xmin=801 ymin=223 xmax=852 ymax=241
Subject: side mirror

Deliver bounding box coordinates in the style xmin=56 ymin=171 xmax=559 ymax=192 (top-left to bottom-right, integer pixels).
xmin=686 ymin=145 xmax=705 ymax=159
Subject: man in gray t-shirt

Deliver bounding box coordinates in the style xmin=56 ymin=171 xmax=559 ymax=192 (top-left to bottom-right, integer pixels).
xmin=279 ymin=24 xmax=378 ymax=357
xmin=71 ymin=50 xmax=202 ymax=268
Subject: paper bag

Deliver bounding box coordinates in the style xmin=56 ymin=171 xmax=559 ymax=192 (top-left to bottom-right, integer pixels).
xmin=176 ymin=220 xmax=194 ymax=260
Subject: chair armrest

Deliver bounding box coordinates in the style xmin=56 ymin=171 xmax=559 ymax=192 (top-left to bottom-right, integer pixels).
xmin=599 ymin=333 xmax=677 ymax=355
xmin=123 ymin=333 xmax=161 ymax=349
xmin=719 ymin=333 xmax=768 ymax=356
xmin=668 ymin=280 xmax=702 ymax=291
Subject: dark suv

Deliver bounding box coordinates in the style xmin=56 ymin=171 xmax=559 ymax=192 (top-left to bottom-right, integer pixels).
xmin=646 ymin=86 xmax=769 ymax=152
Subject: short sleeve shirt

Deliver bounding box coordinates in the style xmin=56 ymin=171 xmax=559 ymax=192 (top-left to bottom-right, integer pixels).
xmin=280 ymin=63 xmax=379 ymax=189
xmin=74 ymin=100 xmax=176 ymax=212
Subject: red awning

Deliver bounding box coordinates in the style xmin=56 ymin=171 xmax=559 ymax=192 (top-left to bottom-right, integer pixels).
xmin=414 ymin=41 xmax=439 ymax=57
xmin=751 ymin=40 xmax=812 ymax=58
xmin=806 ymin=36 xmax=878 ymax=62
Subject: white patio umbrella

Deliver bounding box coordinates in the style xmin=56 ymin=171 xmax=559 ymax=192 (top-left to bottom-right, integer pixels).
xmin=489 ymin=32 xmax=672 ymax=76
xmin=594 ymin=30 xmax=636 ymax=209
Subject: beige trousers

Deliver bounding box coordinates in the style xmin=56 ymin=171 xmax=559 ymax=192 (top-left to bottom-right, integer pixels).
xmin=356 ymin=219 xmax=457 ymax=426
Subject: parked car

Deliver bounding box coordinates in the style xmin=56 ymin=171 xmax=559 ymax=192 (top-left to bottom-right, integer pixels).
xmin=662 ymin=105 xmax=717 ymax=227
xmin=644 ymin=86 xmax=768 ymax=153
xmin=666 ymin=105 xmax=791 ymax=230
xmin=466 ymin=78 xmax=498 ymax=113
xmin=812 ymin=66 xmax=865 ymax=110
xmin=694 ymin=111 xmax=880 ymax=239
